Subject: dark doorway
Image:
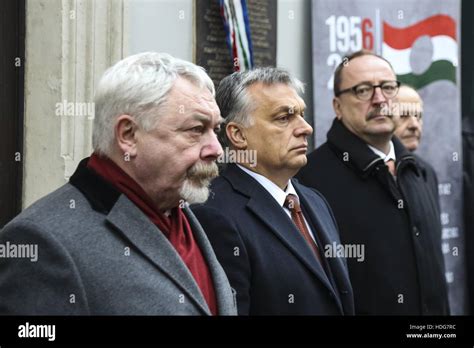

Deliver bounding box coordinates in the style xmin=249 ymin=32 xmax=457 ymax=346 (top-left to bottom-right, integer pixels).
xmin=0 ymin=0 xmax=25 ymax=227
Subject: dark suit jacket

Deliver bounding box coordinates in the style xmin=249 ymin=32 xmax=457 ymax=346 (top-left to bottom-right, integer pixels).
xmin=0 ymin=158 xmax=237 ymax=315
xmin=191 ymin=164 xmax=354 ymax=315
xmin=296 ymin=119 xmax=449 ymax=315
xmin=413 ymin=153 xmax=440 ymax=209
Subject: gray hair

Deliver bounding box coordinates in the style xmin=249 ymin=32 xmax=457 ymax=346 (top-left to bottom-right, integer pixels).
xmin=93 ymin=52 xmax=215 ymax=156
xmin=216 ymin=67 xmax=305 ymax=146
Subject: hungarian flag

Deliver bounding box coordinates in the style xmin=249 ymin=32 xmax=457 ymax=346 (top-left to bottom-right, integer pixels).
xmin=382 ymin=14 xmax=457 ymax=89
xmin=220 ymin=0 xmax=254 ymax=71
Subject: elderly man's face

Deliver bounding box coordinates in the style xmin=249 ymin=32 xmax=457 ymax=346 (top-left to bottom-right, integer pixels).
xmin=334 ymin=55 xmax=398 ymax=143
xmin=134 ymin=78 xmax=223 ymax=210
xmin=393 ymin=87 xmax=423 ymax=151
xmin=243 ymin=82 xmax=313 ymax=182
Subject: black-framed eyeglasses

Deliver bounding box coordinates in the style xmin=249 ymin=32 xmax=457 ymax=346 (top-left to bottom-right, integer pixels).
xmin=335 ymin=81 xmax=401 ymax=101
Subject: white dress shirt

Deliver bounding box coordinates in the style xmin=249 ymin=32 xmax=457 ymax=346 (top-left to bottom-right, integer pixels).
xmin=367 ymin=141 xmax=396 ymax=162
xmin=237 ymin=164 xmax=317 ymax=243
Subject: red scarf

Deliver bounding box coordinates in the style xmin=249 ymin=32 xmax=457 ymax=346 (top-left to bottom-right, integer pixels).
xmin=87 ymin=153 xmax=217 ymax=315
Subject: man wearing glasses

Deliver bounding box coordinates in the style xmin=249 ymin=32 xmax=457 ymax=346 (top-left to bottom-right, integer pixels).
xmin=297 ymin=50 xmax=449 ymax=315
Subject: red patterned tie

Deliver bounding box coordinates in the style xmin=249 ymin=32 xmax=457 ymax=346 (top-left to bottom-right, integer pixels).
xmin=284 ymin=194 xmax=322 ymax=263
xmin=386 ymin=159 xmax=396 ymax=176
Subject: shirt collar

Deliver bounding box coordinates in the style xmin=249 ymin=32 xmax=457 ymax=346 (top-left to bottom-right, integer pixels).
xmin=367 ymin=141 xmax=396 ymax=162
xmin=236 ymin=164 xmax=297 ymax=207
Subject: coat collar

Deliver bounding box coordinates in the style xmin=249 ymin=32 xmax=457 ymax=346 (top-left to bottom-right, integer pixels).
xmin=69 ymin=157 xmax=121 ymax=214
xmin=221 ymin=164 xmax=342 ymax=308
xmin=326 ymin=118 xmax=419 ymax=178
xmin=69 ymin=158 xmax=214 ymax=315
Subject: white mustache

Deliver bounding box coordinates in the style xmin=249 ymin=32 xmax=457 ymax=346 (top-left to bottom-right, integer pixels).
xmin=186 ymin=161 xmax=219 ymax=182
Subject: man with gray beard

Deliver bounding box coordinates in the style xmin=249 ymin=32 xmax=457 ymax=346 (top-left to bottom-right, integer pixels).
xmin=0 ymin=52 xmax=237 ymax=315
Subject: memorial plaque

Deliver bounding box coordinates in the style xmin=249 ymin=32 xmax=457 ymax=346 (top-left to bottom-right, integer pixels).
xmin=195 ymin=0 xmax=277 ymax=87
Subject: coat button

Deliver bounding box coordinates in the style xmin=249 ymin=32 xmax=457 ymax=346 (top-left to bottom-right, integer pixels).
xmin=413 ymin=226 xmax=420 ymax=236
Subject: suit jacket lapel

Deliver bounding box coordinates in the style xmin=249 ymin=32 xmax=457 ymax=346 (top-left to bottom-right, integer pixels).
xmin=223 ymin=165 xmax=335 ymax=293
xmin=182 ymin=206 xmax=235 ymax=315
xmin=106 ymin=195 xmax=211 ymax=315
xmin=296 ymin=184 xmax=345 ymax=313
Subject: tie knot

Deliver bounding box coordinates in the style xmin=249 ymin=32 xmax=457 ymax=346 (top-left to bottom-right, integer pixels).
xmin=284 ymin=194 xmax=301 ymax=212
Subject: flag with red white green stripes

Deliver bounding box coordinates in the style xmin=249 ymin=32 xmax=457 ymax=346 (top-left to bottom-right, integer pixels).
xmin=220 ymin=0 xmax=254 ymax=71
xmin=383 ymin=14 xmax=457 ymax=89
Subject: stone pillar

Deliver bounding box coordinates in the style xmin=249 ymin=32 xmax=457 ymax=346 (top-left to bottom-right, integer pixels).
xmin=23 ymin=0 xmax=125 ymax=207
